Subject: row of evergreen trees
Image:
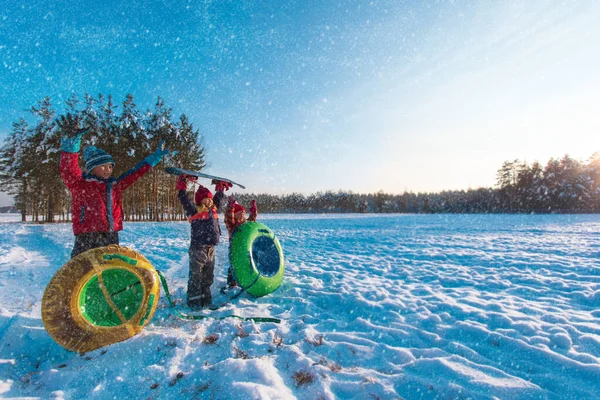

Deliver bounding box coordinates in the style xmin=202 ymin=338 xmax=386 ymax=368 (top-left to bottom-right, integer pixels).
xmin=0 ymin=94 xmax=206 ymax=222
xmin=1 ymin=94 xmax=599 ymax=219
xmin=234 ymin=152 xmax=600 ymax=215
xmin=493 ymin=156 xmax=600 ymax=213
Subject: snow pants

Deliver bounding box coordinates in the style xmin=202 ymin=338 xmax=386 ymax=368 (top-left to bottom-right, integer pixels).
xmin=226 ymin=237 xmax=238 ymax=288
xmin=188 ymin=245 xmax=215 ymax=309
xmin=71 ymin=232 xmax=120 ymax=258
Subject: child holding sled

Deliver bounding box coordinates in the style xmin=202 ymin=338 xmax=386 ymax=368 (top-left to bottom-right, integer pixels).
xmin=58 ymin=114 xmax=171 ymax=258
xmin=220 ymin=186 xmax=258 ymax=288
xmin=176 ymin=175 xmax=224 ymax=309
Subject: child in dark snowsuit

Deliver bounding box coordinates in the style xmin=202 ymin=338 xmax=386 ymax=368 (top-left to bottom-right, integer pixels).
xmin=177 ymin=175 xmax=223 ymax=309
xmin=58 ymin=114 xmax=170 ymax=258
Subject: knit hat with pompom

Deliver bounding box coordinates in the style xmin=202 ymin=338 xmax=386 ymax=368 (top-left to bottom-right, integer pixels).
xmin=194 ymin=185 xmax=213 ymax=205
xmin=83 ymin=146 xmax=115 ymax=172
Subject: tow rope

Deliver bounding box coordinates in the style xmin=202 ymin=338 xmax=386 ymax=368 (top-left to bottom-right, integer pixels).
xmin=156 ymin=271 xmax=281 ymax=323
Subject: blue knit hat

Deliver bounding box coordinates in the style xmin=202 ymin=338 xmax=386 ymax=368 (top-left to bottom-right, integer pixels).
xmin=83 ymin=146 xmax=115 ymax=172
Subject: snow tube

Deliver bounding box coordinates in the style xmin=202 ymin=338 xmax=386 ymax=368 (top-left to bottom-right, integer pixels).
xmin=230 ymin=222 xmax=284 ymax=297
xmin=42 ymin=245 xmax=159 ymax=353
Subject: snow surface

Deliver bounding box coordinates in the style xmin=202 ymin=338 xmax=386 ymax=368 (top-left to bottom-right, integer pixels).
xmin=0 ymin=213 xmax=599 ymax=399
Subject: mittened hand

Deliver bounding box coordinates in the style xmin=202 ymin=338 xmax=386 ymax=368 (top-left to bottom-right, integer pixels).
xmin=57 ymin=114 xmax=89 ymax=153
xmin=146 ymin=140 xmax=175 ymax=167
xmin=176 ymin=175 xmax=188 ymax=191
xmin=176 ymin=174 xmax=197 ymax=190
xmin=212 ymin=179 xmax=233 ymax=192
xmin=249 ymin=200 xmax=257 ymax=214
xmin=153 ymin=140 xmax=171 ymax=158
xmin=60 ymin=134 xmax=86 ymax=153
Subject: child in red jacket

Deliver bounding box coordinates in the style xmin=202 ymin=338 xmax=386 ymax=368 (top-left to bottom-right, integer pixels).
xmin=58 ymin=114 xmax=170 ymax=258
xmin=223 ymin=194 xmax=257 ymax=288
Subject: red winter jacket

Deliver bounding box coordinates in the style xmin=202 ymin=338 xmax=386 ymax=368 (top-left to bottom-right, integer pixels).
xmin=60 ymin=152 xmax=152 ymax=235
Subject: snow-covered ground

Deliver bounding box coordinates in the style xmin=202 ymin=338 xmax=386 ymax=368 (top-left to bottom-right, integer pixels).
xmin=0 ymin=213 xmax=599 ymax=399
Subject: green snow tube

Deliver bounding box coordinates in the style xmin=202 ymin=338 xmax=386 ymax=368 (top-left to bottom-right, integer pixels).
xmin=230 ymin=221 xmax=284 ymax=297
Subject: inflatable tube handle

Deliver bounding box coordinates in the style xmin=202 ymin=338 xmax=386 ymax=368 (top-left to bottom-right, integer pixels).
xmin=258 ymin=228 xmax=273 ymax=238
xmin=103 ymin=253 xmax=138 ymax=265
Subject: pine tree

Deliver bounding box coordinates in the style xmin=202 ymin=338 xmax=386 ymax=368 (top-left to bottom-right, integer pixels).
xmin=496 ymin=159 xmax=519 ymax=211
xmin=587 ymin=153 xmax=600 ymax=212
xmin=0 ymin=119 xmax=29 ymax=221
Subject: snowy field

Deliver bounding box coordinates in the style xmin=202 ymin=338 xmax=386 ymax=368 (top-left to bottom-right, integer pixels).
xmin=0 ymin=213 xmax=599 ymax=399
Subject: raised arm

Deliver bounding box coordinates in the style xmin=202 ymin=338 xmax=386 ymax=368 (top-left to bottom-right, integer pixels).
xmin=248 ymin=200 xmax=257 ymax=222
xmin=57 ymin=114 xmax=89 ymax=191
xmin=224 ymin=195 xmax=237 ymax=234
xmin=60 ymin=152 xmax=84 ymax=191
xmin=115 ymin=140 xmax=171 ymax=192
xmin=114 ymin=160 xmax=152 ymax=192
xmin=176 ymin=175 xmax=198 ymax=217
xmin=212 ymin=179 xmax=233 ymax=212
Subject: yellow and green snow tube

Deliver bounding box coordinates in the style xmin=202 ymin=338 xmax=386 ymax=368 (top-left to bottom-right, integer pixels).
xmin=230 ymin=222 xmax=284 ymax=297
xmin=42 ymin=245 xmax=159 ymax=353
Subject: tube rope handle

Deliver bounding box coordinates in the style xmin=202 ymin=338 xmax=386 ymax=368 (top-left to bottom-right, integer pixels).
xmin=156 ymin=270 xmax=280 ymax=323
xmin=103 ymin=253 xmax=138 ymax=265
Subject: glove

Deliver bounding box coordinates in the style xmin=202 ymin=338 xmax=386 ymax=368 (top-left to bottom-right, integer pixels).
xmin=212 ymin=179 xmax=233 ymax=192
xmin=176 ymin=175 xmax=188 ymax=191
xmin=57 ymin=114 xmax=89 ymax=153
xmin=145 ymin=140 xmax=171 ymax=167
xmin=176 ymin=174 xmax=196 ymax=190
xmin=183 ymin=174 xmax=197 ymax=183
xmin=249 ymin=200 xmax=257 ymax=214
xmin=227 ymin=195 xmax=236 ymax=207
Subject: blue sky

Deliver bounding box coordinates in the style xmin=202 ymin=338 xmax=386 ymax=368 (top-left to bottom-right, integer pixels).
xmin=1 ymin=0 xmax=599 ymax=206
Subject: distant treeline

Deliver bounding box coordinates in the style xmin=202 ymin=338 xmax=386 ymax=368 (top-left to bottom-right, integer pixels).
xmin=1 ymin=95 xmax=599 ymax=221
xmin=0 ymin=206 xmax=18 ymax=214
xmin=233 ymin=155 xmax=600 ymax=214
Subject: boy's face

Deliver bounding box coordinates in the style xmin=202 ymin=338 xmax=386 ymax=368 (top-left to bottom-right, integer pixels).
xmin=91 ymin=163 xmax=114 ymax=179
